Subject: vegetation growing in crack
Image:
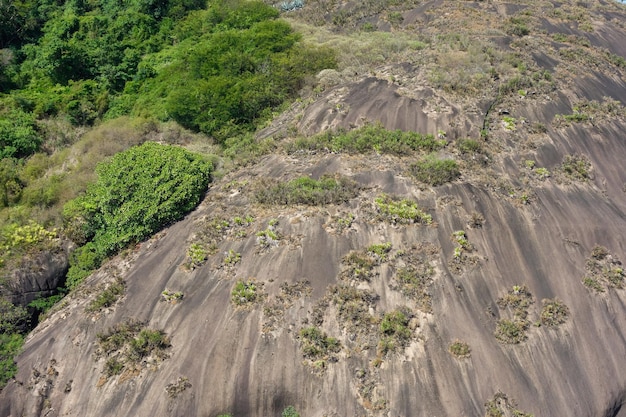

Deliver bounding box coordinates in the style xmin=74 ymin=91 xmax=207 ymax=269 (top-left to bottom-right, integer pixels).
xmin=165 ymin=376 xmax=192 ymax=399
xmin=255 ymin=175 xmax=359 ymax=206
xmin=485 ymin=392 xmax=533 ymax=417
xmin=161 ymin=289 xmax=184 ymax=303
xmin=559 ymin=154 xmax=592 ymax=182
xmin=263 ymin=281 xmax=312 ymax=333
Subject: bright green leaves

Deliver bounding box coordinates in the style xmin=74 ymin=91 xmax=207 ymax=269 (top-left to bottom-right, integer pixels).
xmin=0 ymin=109 xmax=42 ymax=159
xmin=64 ymin=142 xmax=212 ymax=288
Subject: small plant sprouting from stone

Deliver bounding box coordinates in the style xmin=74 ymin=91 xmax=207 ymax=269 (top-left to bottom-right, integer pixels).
xmin=279 ymin=0 xmax=304 ymax=12
xmin=224 ymin=249 xmax=241 ymax=265
xmin=452 ymin=230 xmax=473 ymax=261
xmin=282 ymin=405 xmax=300 ymax=417
xmin=186 ymin=243 xmax=207 ymax=269
xmin=233 ymin=215 xmax=254 ymax=227
xmin=161 ymin=289 xmax=184 ymax=303
xmin=165 ymin=376 xmax=192 ymax=398
xmin=367 ymin=242 xmax=392 ymax=261
xmin=448 ymin=340 xmax=471 ymax=358
xmin=231 ymin=280 xmax=263 ymax=307
xmin=336 ymin=213 xmax=355 ymax=232
xmin=524 ymin=160 xmax=535 ymax=169
xmin=501 ymin=116 xmax=516 ymax=131
xmin=467 ymin=212 xmax=484 ymax=229
xmin=256 ymin=219 xmax=280 ymax=249
xmin=534 ymin=167 xmax=551 ymax=180
xmin=540 ymin=298 xmax=569 ymax=327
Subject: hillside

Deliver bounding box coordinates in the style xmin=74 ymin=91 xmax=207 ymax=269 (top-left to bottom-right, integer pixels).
xmin=2 ymin=0 xmax=626 ymax=416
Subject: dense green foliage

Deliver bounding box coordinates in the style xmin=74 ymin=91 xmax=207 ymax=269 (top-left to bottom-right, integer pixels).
xmin=0 ymin=332 xmax=24 ymax=388
xmin=0 ymin=0 xmax=335 ymax=143
xmin=64 ymin=142 xmax=212 ymax=288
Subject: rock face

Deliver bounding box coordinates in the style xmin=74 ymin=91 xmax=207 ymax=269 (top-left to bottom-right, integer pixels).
xmin=3 ymin=1 xmax=626 ymax=417
xmin=2 ymin=242 xmax=72 ymax=308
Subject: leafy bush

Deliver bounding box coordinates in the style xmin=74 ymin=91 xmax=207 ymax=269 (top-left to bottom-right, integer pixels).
xmin=0 ymin=333 xmax=24 ymax=388
xmin=0 ymin=109 xmax=42 ymax=159
xmin=255 ymin=175 xmax=359 ymax=206
xmin=282 ymin=406 xmax=300 ymax=417
xmin=410 ymin=156 xmax=460 ymax=186
xmin=64 ymin=142 xmax=212 ymax=287
xmin=494 ymin=319 xmax=528 ymax=344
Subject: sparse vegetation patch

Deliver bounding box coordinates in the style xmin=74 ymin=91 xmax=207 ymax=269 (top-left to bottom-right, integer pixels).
xmin=495 ymin=285 xmax=533 ymax=344
xmin=449 ymin=340 xmax=471 ymax=358
xmin=410 ymin=156 xmax=460 ymax=186
xmin=540 ymin=299 xmax=569 ymax=327
xmin=298 ymin=326 xmax=341 ymax=370
xmin=583 ymin=245 xmax=624 ymax=292
xmin=289 ymin=122 xmax=445 ymax=156
xmin=255 ymin=175 xmax=359 ymax=206
xmin=95 ymin=319 xmax=170 ymax=379
xmin=231 ymin=279 xmax=265 ymax=308
xmin=378 ymin=309 xmax=413 ymax=356
xmin=560 ymin=154 xmax=592 ymax=182
xmin=374 ymin=194 xmax=432 ymax=225
xmin=86 ymin=277 xmax=126 ymax=313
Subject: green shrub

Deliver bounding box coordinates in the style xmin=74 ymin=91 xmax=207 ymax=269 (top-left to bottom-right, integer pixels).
xmin=560 ymin=154 xmax=591 ymax=181
xmin=410 ymin=157 xmax=460 ymax=186
xmin=374 ymin=194 xmax=432 ymax=225
xmin=282 ymin=406 xmax=300 ymax=417
xmin=540 ymin=298 xmax=569 ymax=327
xmin=457 ymin=138 xmax=482 ymax=154
xmin=448 ymin=340 xmax=471 ymax=358
xmin=0 ymin=298 xmax=29 ymax=334
xmin=255 ymin=175 xmax=359 ymax=206
xmin=494 ymin=319 xmax=528 ymax=344
xmin=0 ymin=333 xmax=24 ymax=388
xmin=378 ymin=309 xmax=412 ymax=354
xmin=231 ymin=280 xmax=261 ymax=306
xmin=0 ymin=109 xmax=42 ymax=159
xmin=63 ymin=142 xmax=212 ymax=287
xmin=298 ymin=326 xmax=341 ymax=360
